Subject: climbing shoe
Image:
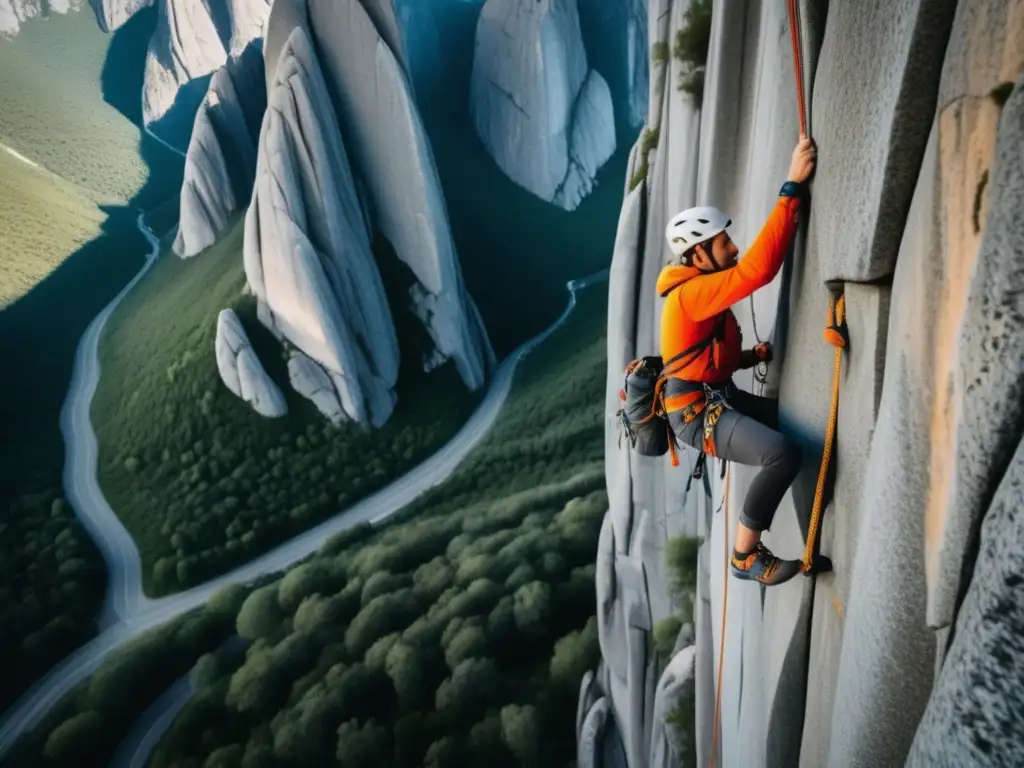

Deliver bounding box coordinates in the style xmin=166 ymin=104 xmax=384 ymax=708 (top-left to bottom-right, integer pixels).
xmin=731 ymin=542 xmax=802 ymax=586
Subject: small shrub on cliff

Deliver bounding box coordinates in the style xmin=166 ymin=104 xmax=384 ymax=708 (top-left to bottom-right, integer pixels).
xmin=666 ymin=685 xmax=697 ymax=766
xmin=651 ymin=41 xmax=670 ymax=64
xmin=654 ymin=616 xmax=683 ymax=659
xmin=666 ymin=534 xmax=700 ymax=596
xmin=673 ymin=0 xmax=713 ymax=105
xmin=628 ymin=127 xmax=662 ymax=192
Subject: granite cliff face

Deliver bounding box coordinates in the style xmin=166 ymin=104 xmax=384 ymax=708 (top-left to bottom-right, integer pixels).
xmin=244 ymin=24 xmax=400 ymax=427
xmin=143 ymin=0 xmax=272 ymax=146
xmin=581 ymin=1 xmax=1024 ymax=767
xmin=89 ymin=0 xmax=153 ymax=33
xmin=578 ymin=0 xmax=649 ymax=129
xmin=174 ymin=40 xmax=266 ymax=258
xmin=469 ymin=0 xmax=618 ymax=211
xmin=215 ymin=0 xmax=493 ymax=424
xmin=215 ymin=308 xmax=287 ymax=418
xmin=301 ymin=0 xmax=495 ymax=390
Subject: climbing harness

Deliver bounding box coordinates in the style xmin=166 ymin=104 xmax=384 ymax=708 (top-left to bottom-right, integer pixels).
xmin=801 ymin=288 xmax=847 ymax=573
xmin=682 ymin=382 xmax=732 ymax=456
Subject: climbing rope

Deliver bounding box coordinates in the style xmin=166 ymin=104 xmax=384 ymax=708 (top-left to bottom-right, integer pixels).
xmin=787 ymin=0 xmax=808 ymax=136
xmin=747 ymin=295 xmax=769 ymax=395
xmin=801 ymin=292 xmax=847 ymax=572
xmin=744 ymin=0 xmax=804 ymax=401
xmin=708 ymin=3 xmax=814 ymax=766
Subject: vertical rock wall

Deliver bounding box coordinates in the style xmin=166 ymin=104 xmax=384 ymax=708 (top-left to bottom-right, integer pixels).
xmin=583 ymin=0 xmax=1024 ymax=766
xmin=174 ymin=40 xmax=266 ymax=258
xmin=583 ymin=1 xmax=705 ymax=766
xmin=468 ymin=0 xmax=618 ymax=211
xmin=306 ymin=0 xmax=495 ymax=390
xmin=143 ymin=0 xmax=273 ymax=146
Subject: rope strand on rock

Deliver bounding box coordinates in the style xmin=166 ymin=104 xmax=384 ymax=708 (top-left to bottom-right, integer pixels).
xmin=709 ymin=4 xmax=811 ymax=766
xmin=748 ymin=294 xmax=769 ymax=395
xmin=787 ymin=0 xmax=808 ymax=136
xmin=801 ymin=293 xmax=847 ymax=572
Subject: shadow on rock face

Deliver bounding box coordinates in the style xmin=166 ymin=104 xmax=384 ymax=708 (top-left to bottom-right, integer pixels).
xmin=779 ymin=414 xmax=833 ymax=545
xmin=766 ymin=579 xmax=814 ymax=768
xmin=100 ymin=5 xmax=158 ymax=127
xmin=146 ymin=74 xmax=216 ymax=151
xmin=100 ymin=4 xmax=214 ymax=151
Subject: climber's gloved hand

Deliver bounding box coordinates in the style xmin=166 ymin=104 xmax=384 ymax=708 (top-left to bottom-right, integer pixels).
xmin=787 ymin=133 xmax=817 ymax=184
xmin=739 ymin=343 xmax=773 ymax=370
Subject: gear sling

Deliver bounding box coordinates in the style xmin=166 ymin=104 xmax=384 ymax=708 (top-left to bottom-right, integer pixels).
xmin=616 ymin=303 xmax=729 ymax=468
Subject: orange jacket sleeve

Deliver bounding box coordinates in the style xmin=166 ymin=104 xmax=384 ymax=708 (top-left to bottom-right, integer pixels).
xmin=680 ymin=196 xmax=800 ymax=321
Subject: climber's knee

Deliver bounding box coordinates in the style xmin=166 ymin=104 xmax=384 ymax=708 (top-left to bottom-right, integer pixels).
xmin=738 ymin=433 xmax=801 ymax=533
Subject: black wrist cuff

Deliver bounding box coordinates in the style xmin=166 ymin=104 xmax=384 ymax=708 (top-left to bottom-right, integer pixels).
xmin=780 ymin=181 xmax=802 ymax=198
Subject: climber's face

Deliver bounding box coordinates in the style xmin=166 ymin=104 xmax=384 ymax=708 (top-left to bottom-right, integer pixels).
xmin=693 ymin=232 xmax=739 ymax=272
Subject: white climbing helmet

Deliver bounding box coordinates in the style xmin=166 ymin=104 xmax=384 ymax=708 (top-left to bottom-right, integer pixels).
xmin=665 ymin=206 xmax=732 ymax=257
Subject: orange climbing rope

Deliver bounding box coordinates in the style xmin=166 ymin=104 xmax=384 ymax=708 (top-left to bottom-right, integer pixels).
xmin=787 ymin=0 xmax=808 ymax=136
xmin=707 ymin=3 xmax=814 ymax=766
xmin=801 ymin=293 xmax=847 ymax=572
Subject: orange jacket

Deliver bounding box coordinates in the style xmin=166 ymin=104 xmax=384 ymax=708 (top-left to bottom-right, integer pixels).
xmin=658 ymin=195 xmax=800 ymax=409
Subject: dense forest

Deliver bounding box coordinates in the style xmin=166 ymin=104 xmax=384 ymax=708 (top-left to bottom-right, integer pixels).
xmin=92 ymin=219 xmax=484 ymax=595
xmin=150 ymin=284 xmax=611 ymax=768
xmin=0 ymin=7 xmax=187 ymax=713
xmin=8 ymin=282 xmax=610 ymax=768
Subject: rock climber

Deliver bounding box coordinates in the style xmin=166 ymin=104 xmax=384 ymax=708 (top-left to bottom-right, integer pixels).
xmin=657 ymin=134 xmax=817 ymax=586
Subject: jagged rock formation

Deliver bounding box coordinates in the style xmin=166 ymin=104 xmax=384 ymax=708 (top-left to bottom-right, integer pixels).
xmin=577 ymin=696 xmax=613 ymax=767
xmin=577 ymin=0 xmax=649 ymax=128
xmin=287 ymin=351 xmax=347 ymax=424
xmin=143 ymin=0 xmax=272 ymax=146
xmin=581 ymin=1 xmax=1024 ymax=767
xmin=650 ymin=645 xmax=696 ymax=767
xmin=244 ymin=25 xmax=400 ymax=427
xmin=1 ymin=0 xmax=84 ymax=35
xmin=469 ymin=0 xmax=618 ymax=211
xmin=214 ymin=309 xmax=287 ymax=417
xmin=302 ymin=0 xmax=495 ymax=389
xmin=174 ymin=40 xmax=266 ymax=258
xmin=89 ymin=0 xmax=153 ymax=33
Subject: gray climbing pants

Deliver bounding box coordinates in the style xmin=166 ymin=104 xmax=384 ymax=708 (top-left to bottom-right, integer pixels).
xmin=668 ymin=382 xmax=801 ymax=532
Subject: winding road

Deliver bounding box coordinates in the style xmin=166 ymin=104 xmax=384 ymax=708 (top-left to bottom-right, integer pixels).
xmin=0 ymin=210 xmax=609 ymax=755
